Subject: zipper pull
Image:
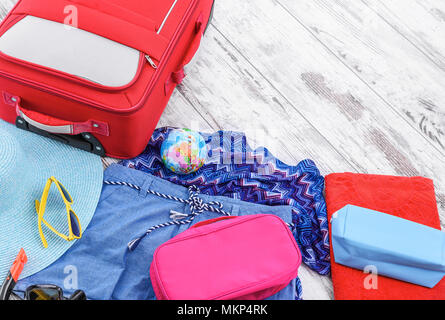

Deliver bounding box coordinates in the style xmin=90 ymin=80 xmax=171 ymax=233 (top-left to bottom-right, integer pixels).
xmin=145 ymin=55 xmax=158 ymax=69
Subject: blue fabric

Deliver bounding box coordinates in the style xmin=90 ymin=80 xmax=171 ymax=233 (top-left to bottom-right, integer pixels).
xmin=121 ymin=127 xmax=330 ymax=276
xmin=17 ymin=164 xmax=300 ymax=300
xmin=332 ymin=205 xmax=445 ymax=288
xmin=0 ymin=120 xmax=103 ymax=281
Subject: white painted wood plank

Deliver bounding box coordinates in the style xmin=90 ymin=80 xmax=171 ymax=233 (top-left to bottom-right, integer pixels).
xmin=209 ymin=0 xmax=445 ymax=222
xmin=298 ymin=264 xmax=333 ymax=300
xmin=178 ymin=26 xmax=352 ymax=174
xmin=0 ymin=0 xmax=13 ymax=17
xmin=364 ymin=0 xmax=445 ymax=72
xmin=279 ymin=0 xmax=445 ymax=154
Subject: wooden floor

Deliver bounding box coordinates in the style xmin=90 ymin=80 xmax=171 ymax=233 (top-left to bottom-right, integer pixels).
xmin=1 ymin=0 xmax=444 ymax=300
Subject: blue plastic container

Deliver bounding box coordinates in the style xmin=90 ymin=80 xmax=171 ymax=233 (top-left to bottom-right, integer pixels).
xmin=331 ymin=205 xmax=445 ymax=288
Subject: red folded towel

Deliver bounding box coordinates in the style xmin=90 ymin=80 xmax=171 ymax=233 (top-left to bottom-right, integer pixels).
xmin=325 ymin=173 xmax=444 ymax=300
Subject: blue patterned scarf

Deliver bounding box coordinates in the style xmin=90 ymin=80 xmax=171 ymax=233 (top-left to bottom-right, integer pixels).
xmin=120 ymin=128 xmax=331 ymax=296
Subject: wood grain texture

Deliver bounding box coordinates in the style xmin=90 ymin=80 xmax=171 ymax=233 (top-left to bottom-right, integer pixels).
xmin=280 ymin=0 xmax=445 ymax=153
xmin=0 ymin=0 xmax=12 ymax=16
xmin=364 ymin=0 xmax=445 ymax=72
xmin=209 ymin=0 xmax=445 ymax=216
xmin=0 ymin=0 xmax=444 ymax=300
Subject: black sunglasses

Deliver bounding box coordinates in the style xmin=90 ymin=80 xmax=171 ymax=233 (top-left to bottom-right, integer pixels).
xmin=0 ymin=249 xmax=86 ymax=301
xmin=10 ymin=285 xmax=86 ymax=300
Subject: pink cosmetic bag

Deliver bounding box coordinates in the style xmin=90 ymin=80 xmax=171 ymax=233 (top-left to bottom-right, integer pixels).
xmin=150 ymin=214 xmax=302 ymax=300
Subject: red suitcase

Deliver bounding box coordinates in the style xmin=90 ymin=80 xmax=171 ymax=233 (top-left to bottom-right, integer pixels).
xmin=0 ymin=0 xmax=214 ymax=158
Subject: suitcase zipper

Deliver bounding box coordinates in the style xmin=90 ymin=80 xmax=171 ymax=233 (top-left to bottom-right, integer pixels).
xmin=0 ymin=49 xmax=149 ymax=91
xmin=142 ymin=0 xmax=199 ymax=97
xmin=145 ymin=54 xmax=158 ymax=69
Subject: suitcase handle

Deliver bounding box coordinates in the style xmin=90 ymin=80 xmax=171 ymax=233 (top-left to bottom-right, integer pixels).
xmin=12 ymin=96 xmax=109 ymax=136
xmin=181 ymin=14 xmax=205 ymax=70
xmin=16 ymin=116 xmax=106 ymax=156
xmin=164 ymin=14 xmax=205 ymax=94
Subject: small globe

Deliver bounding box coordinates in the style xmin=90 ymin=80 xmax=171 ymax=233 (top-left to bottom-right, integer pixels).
xmin=161 ymin=129 xmax=207 ymax=175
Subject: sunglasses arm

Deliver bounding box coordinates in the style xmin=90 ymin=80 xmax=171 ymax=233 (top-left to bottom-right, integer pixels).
xmin=68 ymin=290 xmax=87 ymax=300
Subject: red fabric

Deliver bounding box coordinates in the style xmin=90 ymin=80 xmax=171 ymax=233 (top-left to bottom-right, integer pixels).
xmin=0 ymin=0 xmax=215 ymax=159
xmin=14 ymin=0 xmax=169 ymax=60
xmin=325 ymin=173 xmax=444 ymax=300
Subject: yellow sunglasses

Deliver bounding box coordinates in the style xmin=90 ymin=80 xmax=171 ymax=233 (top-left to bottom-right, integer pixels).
xmin=35 ymin=177 xmax=82 ymax=248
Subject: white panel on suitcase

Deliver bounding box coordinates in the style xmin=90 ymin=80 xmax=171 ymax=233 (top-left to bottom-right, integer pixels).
xmin=0 ymin=15 xmax=140 ymax=87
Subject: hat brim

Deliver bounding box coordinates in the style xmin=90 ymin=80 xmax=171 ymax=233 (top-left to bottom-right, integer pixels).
xmin=0 ymin=121 xmax=103 ymax=280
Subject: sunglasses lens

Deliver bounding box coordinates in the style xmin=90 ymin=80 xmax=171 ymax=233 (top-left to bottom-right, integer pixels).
xmin=70 ymin=210 xmax=81 ymax=237
xmin=58 ymin=182 xmax=73 ymax=203
xmin=28 ymin=288 xmax=61 ymax=300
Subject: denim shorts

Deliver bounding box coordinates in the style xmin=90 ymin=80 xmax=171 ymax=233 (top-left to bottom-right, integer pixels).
xmin=17 ymin=164 xmax=297 ymax=300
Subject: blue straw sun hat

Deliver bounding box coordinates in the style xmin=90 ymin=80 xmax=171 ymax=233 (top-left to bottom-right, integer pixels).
xmin=0 ymin=120 xmax=103 ymax=280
